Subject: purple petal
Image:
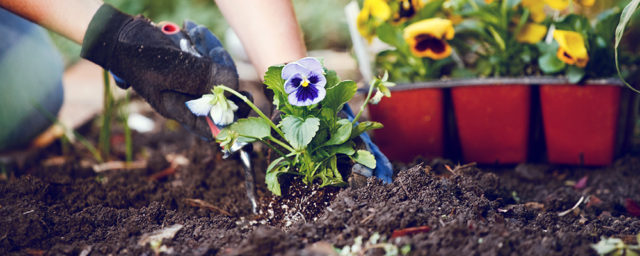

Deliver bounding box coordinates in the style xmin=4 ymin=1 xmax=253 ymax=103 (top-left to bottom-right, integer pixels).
xmin=284 ymin=73 xmax=304 ymax=94
xmin=288 ymin=84 xmax=326 ymax=106
xmin=282 ymin=62 xmax=309 ymax=80
xmin=296 ymin=57 xmax=324 ymax=74
xmin=185 ymin=95 xmax=214 ymax=116
xmin=307 ymin=71 xmax=326 ymax=88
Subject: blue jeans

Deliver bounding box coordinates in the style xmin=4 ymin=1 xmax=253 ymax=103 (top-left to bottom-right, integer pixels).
xmin=0 ymin=8 xmax=64 ymax=151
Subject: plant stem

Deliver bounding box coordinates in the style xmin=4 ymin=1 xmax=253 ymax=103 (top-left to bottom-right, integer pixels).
xmin=99 ymin=70 xmax=113 ymax=160
xmin=268 ymin=136 xmax=296 ymax=153
xmin=468 ymin=0 xmax=479 ymax=11
xmin=352 ymin=80 xmax=375 ymax=126
xmin=123 ymin=91 xmax=133 ymax=162
xmin=261 ymin=140 xmax=287 ymax=158
xmin=32 ymin=102 xmax=103 ymax=162
xmin=218 ymin=85 xmax=287 ymax=139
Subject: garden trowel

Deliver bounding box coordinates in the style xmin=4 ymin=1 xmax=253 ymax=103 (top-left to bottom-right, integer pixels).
xmin=205 ymin=116 xmax=259 ymax=214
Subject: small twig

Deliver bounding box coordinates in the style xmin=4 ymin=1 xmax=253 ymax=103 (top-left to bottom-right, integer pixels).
xmin=398 ymin=178 xmax=410 ymax=196
xmin=149 ymin=155 xmax=189 ymax=180
xmin=445 ymin=165 xmax=455 ymax=174
xmin=184 ymin=198 xmax=232 ymax=216
xmin=558 ymin=196 xmax=585 ymax=216
xmin=360 ymin=214 xmax=375 ymax=224
xmin=93 ymin=160 xmax=147 ymax=173
xmin=390 ymin=225 xmax=431 ymax=239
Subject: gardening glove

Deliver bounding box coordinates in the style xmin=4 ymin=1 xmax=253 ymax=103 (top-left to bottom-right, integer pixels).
xmin=80 ymin=4 xmax=239 ymax=139
xmin=342 ymin=104 xmax=393 ymax=183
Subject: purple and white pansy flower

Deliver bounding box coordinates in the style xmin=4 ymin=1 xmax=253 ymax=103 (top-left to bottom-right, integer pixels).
xmin=185 ymin=87 xmax=238 ymax=126
xmin=281 ymin=57 xmax=327 ymax=106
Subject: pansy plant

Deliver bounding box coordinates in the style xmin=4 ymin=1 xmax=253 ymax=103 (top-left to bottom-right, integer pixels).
xmin=536 ymin=7 xmax=620 ymax=83
xmin=358 ymin=0 xmax=457 ymax=82
xmin=449 ymin=0 xmax=551 ymax=77
xmin=188 ymin=57 xmax=393 ymax=196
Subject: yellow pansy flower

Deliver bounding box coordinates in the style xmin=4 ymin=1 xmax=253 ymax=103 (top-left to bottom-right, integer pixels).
xmin=485 ymin=0 xmax=494 ymax=3
xmin=393 ymin=0 xmax=424 ymax=23
xmin=521 ymin=0 xmax=546 ymax=23
xmin=357 ymin=0 xmax=392 ymax=42
xmin=553 ymin=30 xmax=589 ymax=67
xmin=576 ymin=0 xmax=595 ymax=7
xmin=516 ymin=23 xmax=548 ymax=44
xmin=403 ymin=18 xmax=455 ymax=59
xmin=544 ymin=0 xmax=595 ymax=10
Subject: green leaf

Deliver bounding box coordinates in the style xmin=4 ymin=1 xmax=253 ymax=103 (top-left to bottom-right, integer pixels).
xmin=323 ymin=80 xmax=357 ymax=112
xmin=595 ymin=8 xmax=621 ymax=43
xmin=229 ymin=117 xmax=271 ymax=141
xmin=352 ymin=150 xmax=376 ymax=169
xmin=539 ymin=53 xmax=566 ymax=74
xmin=263 ymin=65 xmax=293 ymax=111
xmin=266 ymin=157 xmax=285 ymax=173
xmin=266 ymin=168 xmax=284 ymax=196
xmin=566 ymin=65 xmax=586 ymax=84
xmin=351 ymin=121 xmax=383 ymax=139
xmin=401 ymin=244 xmax=412 ymax=255
xmin=324 ymin=70 xmax=340 ymax=89
xmin=326 ymin=142 xmax=356 ymax=156
xmin=376 ymin=23 xmax=401 ymax=47
xmin=615 ymin=0 xmax=640 ymax=93
xmin=413 ymin=0 xmax=444 ymax=20
xmin=265 ymin=157 xmax=289 ymax=196
xmin=591 ymin=237 xmax=623 ymax=255
xmin=325 ymin=119 xmax=352 ymax=146
xmin=264 ymin=65 xmax=286 ymax=96
xmin=281 ymin=116 xmax=320 ymax=150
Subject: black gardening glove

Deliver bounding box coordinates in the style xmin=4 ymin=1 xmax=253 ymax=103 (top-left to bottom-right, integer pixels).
xmin=80 ymin=4 xmax=239 ymax=139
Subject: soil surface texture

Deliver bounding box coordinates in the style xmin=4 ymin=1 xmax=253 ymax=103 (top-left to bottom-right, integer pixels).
xmin=1 ymin=114 xmax=639 ymax=256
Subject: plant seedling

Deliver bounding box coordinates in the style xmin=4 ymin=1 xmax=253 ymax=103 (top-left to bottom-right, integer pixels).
xmin=591 ymin=234 xmax=640 ymax=256
xmin=335 ymin=232 xmax=411 ymax=256
xmin=187 ymin=57 xmax=393 ymax=196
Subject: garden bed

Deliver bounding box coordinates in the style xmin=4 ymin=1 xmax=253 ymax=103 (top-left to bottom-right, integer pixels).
xmin=1 ymin=113 xmax=639 ymax=255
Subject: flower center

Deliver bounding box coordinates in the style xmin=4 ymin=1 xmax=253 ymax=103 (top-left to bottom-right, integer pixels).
xmin=301 ymin=79 xmax=310 ymax=87
xmin=414 ymin=34 xmax=445 ymax=53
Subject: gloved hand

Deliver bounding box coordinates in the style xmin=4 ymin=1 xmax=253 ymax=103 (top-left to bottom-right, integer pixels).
xmin=80 ymin=4 xmax=238 ymax=139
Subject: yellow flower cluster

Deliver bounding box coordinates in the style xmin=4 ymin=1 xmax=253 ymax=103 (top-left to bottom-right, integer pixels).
xmin=357 ymin=0 xmax=456 ymax=60
xmin=357 ymin=0 xmax=596 ymax=68
xmin=357 ymin=0 xmax=392 ymax=42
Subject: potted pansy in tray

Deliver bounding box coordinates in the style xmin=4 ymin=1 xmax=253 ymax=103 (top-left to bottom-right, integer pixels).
xmin=356 ymin=0 xmax=455 ymax=162
xmin=535 ymin=2 xmax=637 ymax=166
xmin=188 ymin=57 xmax=394 ymax=196
xmin=443 ymin=0 xmax=550 ymax=164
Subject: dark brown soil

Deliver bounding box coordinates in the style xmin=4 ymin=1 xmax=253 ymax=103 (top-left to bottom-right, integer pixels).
xmin=1 ymin=113 xmax=639 ymax=255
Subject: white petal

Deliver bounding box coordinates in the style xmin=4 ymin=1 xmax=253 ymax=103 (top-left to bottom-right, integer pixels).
xmin=281 ymin=63 xmax=309 ymax=80
xmin=223 ymin=110 xmax=235 ymax=125
xmin=210 ymin=108 xmax=225 ymax=125
xmin=370 ymin=91 xmax=383 ymax=104
xmin=227 ymin=99 xmax=239 ymax=111
xmin=185 ymin=95 xmax=214 ymax=116
xmin=297 ymin=57 xmax=324 ymax=74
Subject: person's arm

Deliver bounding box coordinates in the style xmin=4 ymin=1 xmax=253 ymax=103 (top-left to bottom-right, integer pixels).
xmin=215 ymin=0 xmax=306 ymax=77
xmin=0 ymin=0 xmax=102 ymax=44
